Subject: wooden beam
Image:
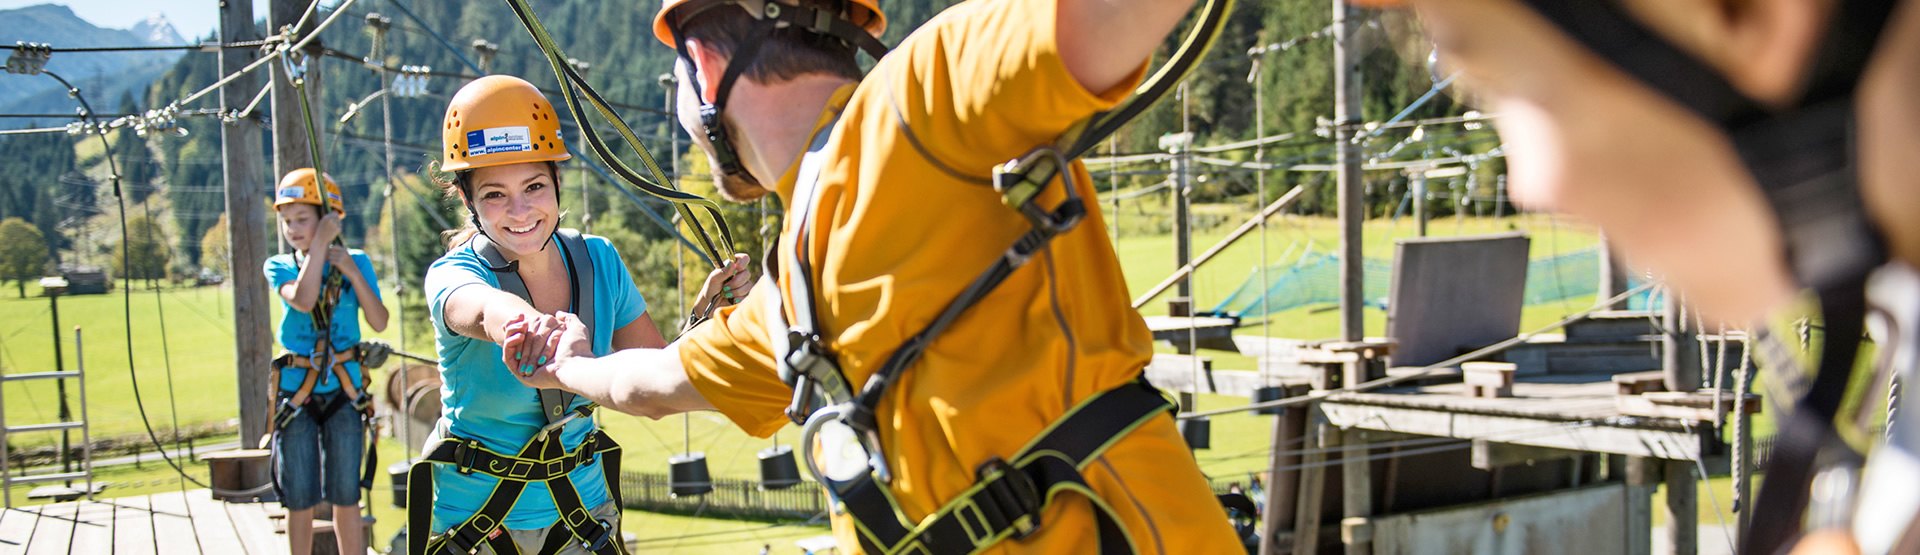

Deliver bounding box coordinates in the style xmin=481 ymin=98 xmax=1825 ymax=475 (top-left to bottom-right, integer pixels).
xmin=1319 ymin=402 xmax=1712 ymax=460
xmin=1291 ymin=410 xmax=1329 ymax=555
xmin=1340 ymin=428 xmax=1371 ymax=555
xmin=1626 ymin=457 xmax=1657 ymax=555
xmin=1259 ymin=385 xmax=1310 ymax=555
xmin=1664 ymin=460 xmax=1698 ymax=555
xmin=1470 ymin=439 xmax=1582 ymax=470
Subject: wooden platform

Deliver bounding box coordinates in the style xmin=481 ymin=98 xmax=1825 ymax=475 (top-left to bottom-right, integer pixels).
xmin=1317 ymin=372 xmax=1722 ymax=461
xmin=0 ymin=489 xmax=289 ymax=554
xmin=1143 ymin=315 xmax=1240 ymax=353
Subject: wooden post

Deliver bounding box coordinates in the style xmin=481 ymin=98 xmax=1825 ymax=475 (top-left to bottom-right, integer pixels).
xmin=222 ymin=0 xmax=274 ymax=447
xmin=1664 ymin=460 xmax=1698 ymax=555
xmin=1259 ymin=384 xmax=1309 ymax=555
xmin=1411 ymin=170 xmax=1428 ymax=238
xmin=1291 ymin=409 xmax=1329 ymax=555
xmin=1334 ymin=0 xmax=1365 ymax=342
xmin=1625 ymin=457 xmax=1657 ymax=555
xmin=1662 ymin=288 xmax=1701 ymax=392
xmin=1341 ymin=428 xmax=1372 ymax=555
xmin=1598 ymin=233 xmax=1630 ymax=310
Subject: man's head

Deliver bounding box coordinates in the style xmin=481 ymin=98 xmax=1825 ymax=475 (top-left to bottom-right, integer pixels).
xmin=653 ymin=0 xmax=886 ymax=201
xmin=1378 ymin=0 xmax=1917 ymax=323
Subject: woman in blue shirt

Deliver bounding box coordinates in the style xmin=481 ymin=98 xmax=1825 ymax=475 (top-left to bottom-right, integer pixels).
xmin=417 ymin=75 xmax=750 ymax=555
xmin=266 ymin=168 xmax=387 ymax=555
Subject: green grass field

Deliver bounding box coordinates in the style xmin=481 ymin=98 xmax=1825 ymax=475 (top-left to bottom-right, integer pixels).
xmin=0 ymin=212 xmax=1641 ymax=553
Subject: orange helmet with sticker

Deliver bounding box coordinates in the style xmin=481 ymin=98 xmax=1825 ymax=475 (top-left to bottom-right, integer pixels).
xmin=440 ymin=75 xmax=570 ymax=173
xmin=273 ymin=168 xmax=344 ymax=215
xmin=652 ymin=0 xmax=886 ymax=48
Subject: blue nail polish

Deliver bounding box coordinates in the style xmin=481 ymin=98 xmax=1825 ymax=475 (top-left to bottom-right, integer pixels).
xmin=516 ymin=352 xmax=523 ymax=361
xmin=538 ymin=356 xmax=547 ymax=365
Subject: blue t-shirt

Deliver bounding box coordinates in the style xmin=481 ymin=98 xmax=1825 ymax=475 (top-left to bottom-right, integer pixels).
xmin=265 ymin=250 xmax=380 ymax=395
xmin=425 ymin=232 xmax=647 ymax=530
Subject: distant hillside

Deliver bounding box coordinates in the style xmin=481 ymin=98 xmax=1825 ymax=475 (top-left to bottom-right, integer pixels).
xmin=0 ymin=4 xmax=187 ymax=128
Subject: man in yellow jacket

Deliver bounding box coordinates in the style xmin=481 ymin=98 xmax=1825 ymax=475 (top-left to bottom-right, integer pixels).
xmin=508 ymin=0 xmax=1242 ymax=552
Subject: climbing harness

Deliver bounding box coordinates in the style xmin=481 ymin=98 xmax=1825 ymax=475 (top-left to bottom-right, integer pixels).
xmin=407 ymin=229 xmax=628 ymax=555
xmin=1503 ymin=0 xmax=1898 ymax=552
xmin=757 ymin=0 xmax=1236 ymax=552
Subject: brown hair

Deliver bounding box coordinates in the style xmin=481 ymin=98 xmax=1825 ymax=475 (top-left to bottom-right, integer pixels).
xmin=678 ymin=0 xmax=863 ymax=83
xmin=437 ymin=161 xmax=562 ymax=250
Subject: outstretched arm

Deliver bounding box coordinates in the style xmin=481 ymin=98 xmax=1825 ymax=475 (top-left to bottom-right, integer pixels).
xmin=1057 ymin=0 xmax=1203 ymax=94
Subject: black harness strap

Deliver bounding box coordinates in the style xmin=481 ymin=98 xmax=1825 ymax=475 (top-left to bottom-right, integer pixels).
xmin=839 ymin=380 xmax=1170 ymax=555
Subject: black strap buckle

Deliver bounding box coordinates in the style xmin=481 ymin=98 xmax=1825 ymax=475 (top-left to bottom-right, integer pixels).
xmin=975 ymin=457 xmax=1042 ymax=539
xmin=993 ymin=147 xmax=1085 ymax=237
xmin=454 ymin=440 xmax=480 ymax=475
xmin=578 ymin=518 xmax=615 ymax=551
xmin=273 ymin=397 xmax=301 ymax=430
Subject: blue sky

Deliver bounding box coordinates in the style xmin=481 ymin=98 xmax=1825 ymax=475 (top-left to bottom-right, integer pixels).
xmin=3 ymin=0 xmax=279 ymax=40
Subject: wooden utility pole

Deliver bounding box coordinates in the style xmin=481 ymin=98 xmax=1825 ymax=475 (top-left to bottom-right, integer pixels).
xmin=1333 ymin=0 xmax=1364 ymax=342
xmin=220 ymin=0 xmax=273 ymax=446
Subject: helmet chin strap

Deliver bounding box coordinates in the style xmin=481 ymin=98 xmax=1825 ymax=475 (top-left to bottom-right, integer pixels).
xmin=671 ymin=19 xmax=768 ymax=190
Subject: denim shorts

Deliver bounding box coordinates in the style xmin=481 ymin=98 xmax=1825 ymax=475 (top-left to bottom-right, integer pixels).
xmin=273 ymin=395 xmax=366 ymax=509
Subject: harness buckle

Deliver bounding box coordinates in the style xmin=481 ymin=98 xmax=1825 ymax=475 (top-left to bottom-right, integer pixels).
xmin=993 ymin=147 xmax=1085 ymax=237
xmin=273 ymin=398 xmax=302 ymax=430
xmin=454 ymin=440 xmax=480 ymax=475
xmin=975 ymin=457 xmax=1042 ymax=539
xmin=578 ymin=518 xmax=615 ymax=551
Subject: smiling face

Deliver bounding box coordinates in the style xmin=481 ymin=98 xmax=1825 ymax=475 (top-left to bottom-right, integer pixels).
xmin=1410 ymin=0 xmax=1799 ymax=322
xmin=276 ymin=203 xmax=322 ymax=253
xmin=463 ymin=162 xmax=560 ymax=256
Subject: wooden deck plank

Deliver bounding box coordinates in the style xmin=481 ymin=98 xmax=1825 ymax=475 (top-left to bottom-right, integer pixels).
xmin=109 ymin=495 xmax=157 ymax=554
xmin=0 ymin=507 xmax=41 ymax=551
xmin=148 ymin=490 xmax=204 ymax=555
xmin=67 ymin=500 xmax=117 ymax=554
xmin=23 ymin=501 xmax=77 ymax=555
xmin=183 ymin=489 xmax=246 ymax=553
xmin=222 ymin=500 xmax=287 ymax=555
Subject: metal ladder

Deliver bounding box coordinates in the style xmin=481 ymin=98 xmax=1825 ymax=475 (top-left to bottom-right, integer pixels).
xmin=0 ymin=326 xmax=95 ymax=508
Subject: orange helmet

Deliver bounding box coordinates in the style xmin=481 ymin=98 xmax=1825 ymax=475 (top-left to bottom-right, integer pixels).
xmin=440 ymin=75 xmax=570 ymax=173
xmin=652 ymin=0 xmax=886 ymax=48
xmin=273 ymin=168 xmax=344 ymax=215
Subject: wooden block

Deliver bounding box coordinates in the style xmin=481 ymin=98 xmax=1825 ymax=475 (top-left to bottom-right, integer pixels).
xmin=1463 ymin=362 xmax=1516 ymax=398
xmin=1616 ymin=391 xmax=1763 ymax=421
xmin=204 ymin=449 xmax=274 ymax=502
xmin=1611 ymin=371 xmax=1667 ymax=396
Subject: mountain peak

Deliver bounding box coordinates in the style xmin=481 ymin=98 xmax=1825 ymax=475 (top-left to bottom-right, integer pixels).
xmin=129 ymin=13 xmax=185 ymax=46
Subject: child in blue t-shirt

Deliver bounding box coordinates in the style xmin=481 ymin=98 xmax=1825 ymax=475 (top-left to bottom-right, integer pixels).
xmin=265 ymin=168 xmax=388 ymax=555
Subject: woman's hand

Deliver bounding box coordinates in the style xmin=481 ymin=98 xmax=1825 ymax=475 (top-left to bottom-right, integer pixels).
xmin=498 ymin=312 xmax=564 ymax=378
xmin=511 ymin=312 xmax=590 ymax=391
xmin=693 ymin=253 xmax=754 ymax=315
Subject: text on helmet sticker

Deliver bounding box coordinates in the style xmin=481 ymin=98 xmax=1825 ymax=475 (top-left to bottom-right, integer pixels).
xmin=279 ymin=186 xmax=305 ymax=199
xmin=466 ymin=126 xmax=533 ymax=156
